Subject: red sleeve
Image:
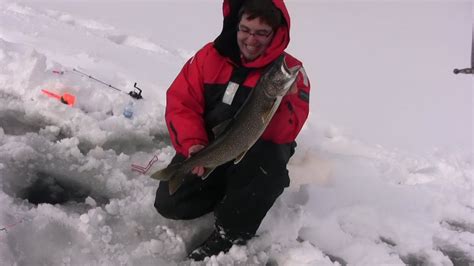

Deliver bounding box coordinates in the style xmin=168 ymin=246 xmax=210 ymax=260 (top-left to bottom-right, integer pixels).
xmin=262 ymin=58 xmax=310 ymax=143
xmin=165 ymin=45 xmax=212 ymax=157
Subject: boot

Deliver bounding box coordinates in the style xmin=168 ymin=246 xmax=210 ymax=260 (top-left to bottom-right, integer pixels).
xmin=188 ymin=228 xmax=247 ymax=261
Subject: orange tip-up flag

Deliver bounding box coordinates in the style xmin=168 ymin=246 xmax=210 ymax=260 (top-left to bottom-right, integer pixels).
xmin=41 ymin=89 xmax=76 ymax=106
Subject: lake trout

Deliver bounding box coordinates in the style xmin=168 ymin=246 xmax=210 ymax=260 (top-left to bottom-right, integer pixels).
xmin=151 ymin=54 xmax=300 ymax=194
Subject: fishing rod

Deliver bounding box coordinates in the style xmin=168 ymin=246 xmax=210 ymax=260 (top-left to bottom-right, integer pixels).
xmin=453 ymin=29 xmax=473 ymax=75
xmin=53 ymin=68 xmax=144 ymax=99
xmin=72 ymin=68 xmax=143 ymax=99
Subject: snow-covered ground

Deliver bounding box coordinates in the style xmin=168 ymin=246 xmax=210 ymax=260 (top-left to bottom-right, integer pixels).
xmin=0 ymin=1 xmax=472 ymax=265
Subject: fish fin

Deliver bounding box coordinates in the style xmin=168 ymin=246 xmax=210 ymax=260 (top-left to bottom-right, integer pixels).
xmin=150 ymin=162 xmax=181 ymax=181
xmin=261 ymin=106 xmax=273 ymax=123
xmin=234 ymin=150 xmax=248 ymax=164
xmin=212 ymin=119 xmax=233 ymax=138
xmin=262 ymin=97 xmax=283 ymax=124
xmin=168 ymin=175 xmax=185 ymax=195
xmin=201 ymin=167 xmax=216 ymax=180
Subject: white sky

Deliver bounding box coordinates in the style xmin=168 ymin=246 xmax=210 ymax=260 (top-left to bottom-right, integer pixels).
xmin=287 ymin=1 xmax=472 ymax=154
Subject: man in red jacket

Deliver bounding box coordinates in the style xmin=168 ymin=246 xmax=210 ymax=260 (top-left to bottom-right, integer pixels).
xmin=154 ymin=0 xmax=310 ymax=261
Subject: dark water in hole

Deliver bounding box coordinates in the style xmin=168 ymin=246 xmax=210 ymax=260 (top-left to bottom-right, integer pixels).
xmin=20 ymin=172 xmax=90 ymax=205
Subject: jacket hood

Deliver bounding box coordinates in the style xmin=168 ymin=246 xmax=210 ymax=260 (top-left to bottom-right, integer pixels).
xmin=213 ymin=0 xmax=291 ymax=68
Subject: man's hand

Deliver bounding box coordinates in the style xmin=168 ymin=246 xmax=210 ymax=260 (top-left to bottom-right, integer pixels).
xmin=188 ymin=144 xmax=205 ymax=176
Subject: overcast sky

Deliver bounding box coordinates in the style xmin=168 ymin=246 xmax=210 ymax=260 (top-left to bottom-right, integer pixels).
xmin=285 ymin=1 xmax=472 ymax=154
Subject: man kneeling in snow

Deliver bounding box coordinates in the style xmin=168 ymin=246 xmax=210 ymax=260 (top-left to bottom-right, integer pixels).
xmin=154 ymin=0 xmax=310 ymax=261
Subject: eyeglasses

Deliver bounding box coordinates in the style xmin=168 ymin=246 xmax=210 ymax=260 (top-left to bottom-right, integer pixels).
xmin=237 ymin=24 xmax=273 ymax=40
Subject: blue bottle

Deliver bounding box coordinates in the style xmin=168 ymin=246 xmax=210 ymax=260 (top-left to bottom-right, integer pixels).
xmin=123 ymin=101 xmax=134 ymax=118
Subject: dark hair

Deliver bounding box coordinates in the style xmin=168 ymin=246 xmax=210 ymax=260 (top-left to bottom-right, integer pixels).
xmin=238 ymin=0 xmax=283 ymax=30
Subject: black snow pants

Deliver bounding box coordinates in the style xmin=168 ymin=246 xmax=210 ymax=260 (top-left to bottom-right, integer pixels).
xmin=154 ymin=139 xmax=296 ymax=239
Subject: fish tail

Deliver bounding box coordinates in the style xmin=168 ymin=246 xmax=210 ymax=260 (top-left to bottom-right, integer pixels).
xmin=168 ymin=174 xmax=185 ymax=195
xmin=150 ymin=163 xmax=188 ymax=195
xmin=168 ymin=166 xmax=216 ymax=194
xmin=150 ymin=162 xmax=181 ymax=181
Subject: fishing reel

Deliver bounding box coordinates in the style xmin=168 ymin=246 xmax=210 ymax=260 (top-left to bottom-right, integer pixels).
xmin=129 ymin=82 xmax=143 ymax=99
xmin=453 ymin=68 xmax=473 ymax=75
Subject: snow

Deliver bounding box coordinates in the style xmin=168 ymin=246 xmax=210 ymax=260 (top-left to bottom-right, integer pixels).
xmin=0 ymin=0 xmax=473 ymax=265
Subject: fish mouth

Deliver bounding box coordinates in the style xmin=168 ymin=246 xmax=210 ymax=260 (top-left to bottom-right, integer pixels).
xmin=263 ymin=55 xmax=301 ymax=98
xmin=276 ymin=58 xmax=301 ymax=95
xmin=281 ymin=57 xmax=301 ymax=77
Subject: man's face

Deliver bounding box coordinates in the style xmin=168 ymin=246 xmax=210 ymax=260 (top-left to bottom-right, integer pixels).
xmin=237 ymin=13 xmax=274 ymax=62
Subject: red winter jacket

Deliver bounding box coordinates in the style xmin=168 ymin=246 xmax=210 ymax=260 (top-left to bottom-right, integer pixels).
xmin=165 ymin=0 xmax=310 ymax=157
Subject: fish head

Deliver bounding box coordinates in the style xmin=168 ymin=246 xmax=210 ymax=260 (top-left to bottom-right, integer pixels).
xmin=262 ymin=55 xmax=301 ymax=98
